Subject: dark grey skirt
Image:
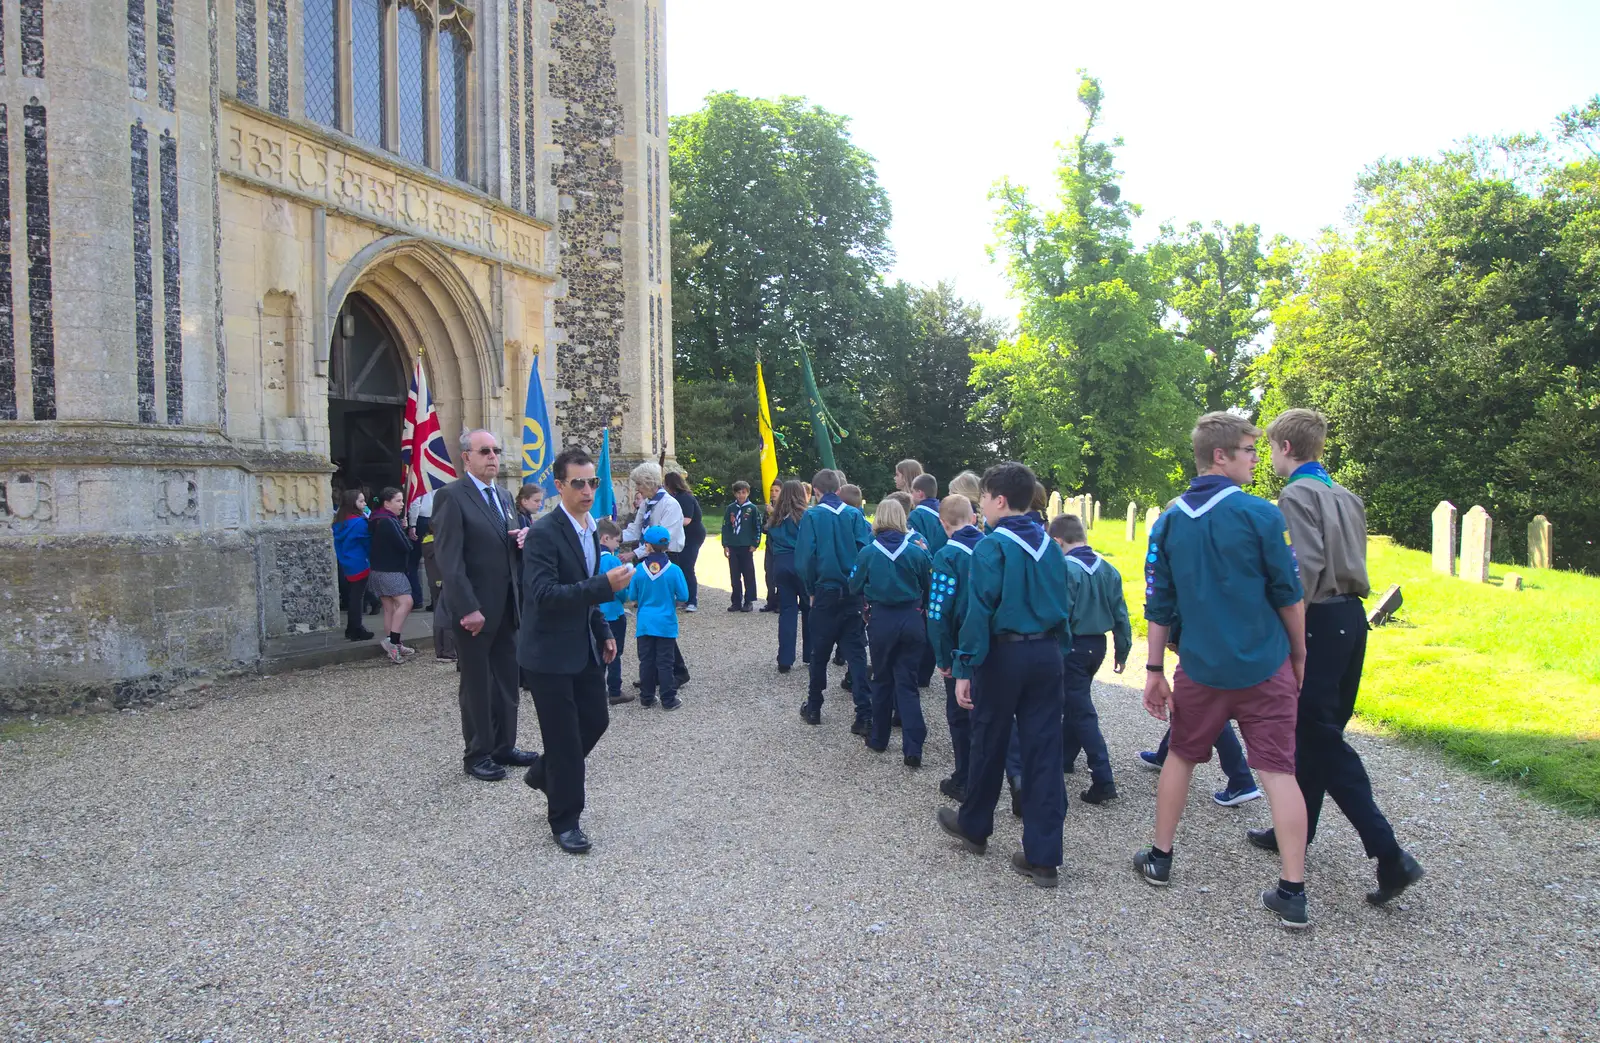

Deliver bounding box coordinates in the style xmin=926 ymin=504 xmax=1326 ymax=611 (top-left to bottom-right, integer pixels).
xmin=369 ymin=570 xmax=412 ymax=598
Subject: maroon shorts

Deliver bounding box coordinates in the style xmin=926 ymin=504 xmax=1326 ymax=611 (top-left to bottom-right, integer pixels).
xmin=1169 ymin=658 xmax=1298 ymax=775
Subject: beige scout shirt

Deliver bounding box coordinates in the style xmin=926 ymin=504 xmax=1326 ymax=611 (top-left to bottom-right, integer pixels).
xmin=1278 ymin=477 xmax=1371 ymax=604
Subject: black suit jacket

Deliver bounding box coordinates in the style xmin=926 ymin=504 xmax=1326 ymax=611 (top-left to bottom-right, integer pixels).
xmin=431 ymin=476 xmax=522 ymax=635
xmin=517 ymin=506 xmax=616 ymax=675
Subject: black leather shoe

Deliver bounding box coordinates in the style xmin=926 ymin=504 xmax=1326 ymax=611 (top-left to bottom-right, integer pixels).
xmin=939 ymin=776 xmax=966 ymax=802
xmin=465 ymin=759 xmax=506 ymax=782
xmin=777 ymin=664 xmax=791 ymax=674
xmin=850 ymin=717 xmax=871 ymax=737
xmin=904 ymin=755 xmax=922 ymax=768
xmin=1247 ymin=827 xmax=1279 ymax=852
xmin=1080 ymin=781 xmax=1118 ymax=805
xmin=609 ymin=692 xmax=637 ymax=705
xmin=554 ymin=827 xmax=592 ymax=854
xmin=937 ymin=806 xmax=986 ymax=855
xmin=799 ymin=703 xmax=821 ymax=726
xmin=1010 ymin=850 xmax=1059 ymax=889
xmin=493 ymin=748 xmax=539 ymax=767
xmin=521 ymin=756 xmax=545 ymax=791
xmin=346 ymin=628 xmax=375 ymax=641
xmin=1368 ymin=851 xmax=1425 ymax=906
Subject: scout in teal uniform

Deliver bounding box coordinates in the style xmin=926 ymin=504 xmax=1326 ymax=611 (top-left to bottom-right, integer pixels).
xmin=624 ymin=525 xmax=690 ymax=709
xmin=1051 ymin=512 xmax=1130 ymax=805
xmin=764 ymin=479 xmax=812 ymax=673
xmin=596 ymin=519 xmax=634 ymax=707
xmin=795 ymin=469 xmax=873 ymax=729
xmin=908 ymin=473 xmax=946 ymax=688
xmin=1137 ymin=411 xmax=1311 ymax=928
xmin=849 ymin=499 xmax=933 ymax=765
xmin=935 ymin=461 xmax=1072 ymax=889
xmin=927 ymin=493 xmax=985 ymax=802
xmin=721 ymin=481 xmax=764 ymax=612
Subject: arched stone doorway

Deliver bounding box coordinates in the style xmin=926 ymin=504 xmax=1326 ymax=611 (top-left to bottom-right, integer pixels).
xmin=328 ymin=292 xmax=408 ymax=501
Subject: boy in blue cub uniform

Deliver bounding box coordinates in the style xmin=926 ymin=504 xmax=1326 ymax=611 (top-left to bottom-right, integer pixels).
xmin=850 ymin=499 xmax=933 ymax=765
xmin=596 ymin=519 xmax=634 ymax=707
xmin=936 ymin=462 xmax=1072 ymax=889
xmin=928 ymin=493 xmax=985 ymax=802
xmin=624 ymin=525 xmax=690 ymax=709
xmin=722 ymin=481 xmax=764 ymax=612
xmin=796 ymin=469 xmax=873 ymax=730
xmin=1052 ymin=512 xmax=1130 ymax=805
xmin=908 ymin=473 xmax=945 ymax=688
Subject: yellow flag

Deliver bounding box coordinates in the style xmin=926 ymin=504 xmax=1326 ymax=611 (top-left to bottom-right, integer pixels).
xmin=756 ymin=360 xmax=779 ymax=503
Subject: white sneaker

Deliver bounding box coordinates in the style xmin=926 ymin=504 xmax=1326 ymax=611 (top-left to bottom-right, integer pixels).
xmin=685 ymin=604 xmax=698 ymax=613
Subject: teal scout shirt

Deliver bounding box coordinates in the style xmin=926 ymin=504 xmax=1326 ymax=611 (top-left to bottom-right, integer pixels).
xmin=765 ymin=516 xmax=799 ymax=556
xmin=908 ymin=500 xmax=948 ymax=556
xmin=1063 ymin=546 xmax=1133 ymax=665
xmin=848 ymin=531 xmax=932 ymax=607
xmin=796 ymin=495 xmax=872 ymax=593
xmin=955 ymin=518 xmax=1072 ymax=672
xmin=598 ymin=549 xmax=627 ymax=622
xmin=928 ymin=524 xmax=984 ymax=679
xmin=1144 ymin=477 xmax=1305 ymax=689
xmin=721 ymin=500 xmax=764 ymax=548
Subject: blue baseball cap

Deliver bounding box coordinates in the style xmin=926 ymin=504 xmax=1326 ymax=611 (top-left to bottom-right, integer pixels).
xmin=643 ymin=525 xmax=670 ymax=545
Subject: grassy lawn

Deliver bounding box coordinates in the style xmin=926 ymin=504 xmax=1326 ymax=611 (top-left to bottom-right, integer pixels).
xmin=1086 ymin=515 xmax=1600 ymax=815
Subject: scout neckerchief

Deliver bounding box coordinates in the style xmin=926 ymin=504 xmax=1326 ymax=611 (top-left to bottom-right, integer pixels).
xmin=1176 ymin=474 xmax=1241 ymax=517
xmin=948 ymin=524 xmax=984 ymax=553
xmin=914 ymin=497 xmax=941 ymax=518
xmin=730 ymin=499 xmax=754 ymax=537
xmin=639 ymin=488 xmax=667 ymax=527
xmin=991 ymin=513 xmax=1048 ymax=561
xmin=817 ymin=492 xmax=846 ymax=515
xmin=1066 ymin=543 xmax=1103 ymax=575
xmin=1286 ymin=461 xmax=1334 ymax=488
xmin=873 ymin=529 xmax=910 ymax=560
xmin=642 ymin=550 xmax=672 ymax=578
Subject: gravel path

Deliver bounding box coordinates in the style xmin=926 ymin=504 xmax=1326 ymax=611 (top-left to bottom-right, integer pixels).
xmin=3 ymin=562 xmax=1596 ymax=1041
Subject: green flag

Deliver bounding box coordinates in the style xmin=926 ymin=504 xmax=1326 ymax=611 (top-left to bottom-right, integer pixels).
xmin=800 ymin=344 xmax=846 ymax=471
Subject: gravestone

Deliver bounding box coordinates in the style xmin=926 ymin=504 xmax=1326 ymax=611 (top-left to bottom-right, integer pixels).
xmin=1144 ymin=505 xmax=1161 ymax=534
xmin=1092 ymin=500 xmax=1101 ymax=528
xmin=1503 ymin=572 xmax=1524 ymax=591
xmin=1047 ymin=491 xmax=1061 ymax=521
xmin=1460 ymin=505 xmax=1492 ymax=583
xmin=1367 ymin=583 xmax=1403 ymax=627
xmin=1431 ymin=501 xmax=1458 ymax=576
xmin=1528 ymin=515 xmax=1551 ymax=569
xmin=1125 ymin=502 xmax=1138 ymax=541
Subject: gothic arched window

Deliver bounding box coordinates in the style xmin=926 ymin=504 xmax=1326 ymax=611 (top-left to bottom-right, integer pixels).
xmin=303 ymin=0 xmax=339 ymax=127
xmin=438 ymin=16 xmax=471 ymax=181
xmin=350 ymin=0 xmax=385 ymax=148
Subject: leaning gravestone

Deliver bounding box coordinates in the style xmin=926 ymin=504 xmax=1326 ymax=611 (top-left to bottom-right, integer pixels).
xmin=1431 ymin=501 xmax=1458 ymax=576
xmin=1528 ymin=515 xmax=1552 ymax=569
xmin=1125 ymin=502 xmax=1138 ymax=541
xmin=1144 ymin=505 xmax=1161 ymax=535
xmin=1503 ymin=572 xmax=1524 ymax=591
xmin=1047 ymin=491 xmax=1061 ymax=521
xmin=1367 ymin=583 xmax=1403 ymax=627
xmin=1460 ymin=505 xmax=1492 ymax=583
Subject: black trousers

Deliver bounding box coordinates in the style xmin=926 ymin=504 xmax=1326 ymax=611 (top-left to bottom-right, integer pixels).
xmin=456 ymin=586 xmax=519 ymax=768
xmin=806 ymin=586 xmax=870 ymax=719
xmin=638 ymin=635 xmax=680 ymax=701
xmin=728 ymin=546 xmax=757 ymax=607
xmin=1299 ymin=597 xmax=1400 ymax=861
xmin=944 ymin=674 xmax=970 ymax=787
xmin=526 ymin=657 xmax=610 ymax=834
xmin=671 ymin=536 xmax=703 ymax=607
xmin=343 ymin=575 xmax=368 ymax=637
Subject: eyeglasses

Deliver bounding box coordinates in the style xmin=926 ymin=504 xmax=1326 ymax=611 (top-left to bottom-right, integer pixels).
xmin=1231 ymin=444 xmax=1260 ymax=457
xmin=475 ymin=446 xmax=504 ymax=456
xmin=561 ymin=477 xmax=601 ymax=489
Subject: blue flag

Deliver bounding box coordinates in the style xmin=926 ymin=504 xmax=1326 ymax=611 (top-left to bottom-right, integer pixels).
xmin=594 ymin=427 xmax=617 ymax=520
xmin=521 ymin=359 xmax=557 ymax=498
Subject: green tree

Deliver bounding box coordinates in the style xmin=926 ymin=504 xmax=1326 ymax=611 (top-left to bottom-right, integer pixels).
xmin=973 ymin=74 xmax=1202 ymax=504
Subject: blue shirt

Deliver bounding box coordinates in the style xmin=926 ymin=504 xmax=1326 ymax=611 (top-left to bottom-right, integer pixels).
xmin=625 ymin=554 xmax=688 ymax=638
xmin=598 ymin=550 xmax=627 ymax=621
xmin=1144 ymin=476 xmax=1305 ymax=689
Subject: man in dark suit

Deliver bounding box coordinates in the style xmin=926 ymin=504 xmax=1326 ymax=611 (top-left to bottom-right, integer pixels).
xmin=518 ymin=447 xmax=635 ymax=853
xmin=432 ymin=428 xmax=539 ymax=781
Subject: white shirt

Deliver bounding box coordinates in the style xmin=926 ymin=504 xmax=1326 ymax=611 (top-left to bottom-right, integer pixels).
xmin=560 ymin=502 xmax=598 ymax=577
xmin=469 ymin=473 xmax=508 ymax=526
xmin=622 ymin=487 xmax=685 ymax=552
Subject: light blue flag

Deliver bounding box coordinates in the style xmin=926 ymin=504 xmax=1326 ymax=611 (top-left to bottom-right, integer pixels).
xmin=593 ymin=428 xmax=617 ymax=520
xmin=521 ymin=360 xmax=557 ymax=498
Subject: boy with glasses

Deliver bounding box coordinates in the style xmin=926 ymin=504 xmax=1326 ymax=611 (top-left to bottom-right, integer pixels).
xmin=1135 ymin=413 xmax=1313 ymax=928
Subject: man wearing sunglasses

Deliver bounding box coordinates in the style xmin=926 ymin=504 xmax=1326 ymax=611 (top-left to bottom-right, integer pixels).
xmin=433 ymin=428 xmax=539 ymax=783
xmin=517 ymin=447 xmax=636 ymax=854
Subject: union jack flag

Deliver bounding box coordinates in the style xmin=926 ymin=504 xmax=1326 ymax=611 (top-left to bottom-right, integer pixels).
xmin=401 ymin=352 xmax=457 ymax=510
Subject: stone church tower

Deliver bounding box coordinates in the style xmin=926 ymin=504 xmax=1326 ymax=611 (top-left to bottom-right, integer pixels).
xmin=0 ymin=0 xmax=673 ymax=709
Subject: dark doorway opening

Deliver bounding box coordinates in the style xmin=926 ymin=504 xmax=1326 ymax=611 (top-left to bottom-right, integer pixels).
xmin=329 ymin=292 xmax=409 ymax=504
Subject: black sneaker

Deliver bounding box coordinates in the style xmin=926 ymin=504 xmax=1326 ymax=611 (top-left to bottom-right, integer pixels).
xmin=799 ymin=704 xmax=821 ymax=726
xmin=1133 ymin=847 xmax=1172 ymax=886
xmin=608 ymin=692 xmax=636 ymax=706
xmin=1080 ymin=781 xmax=1118 ymax=805
xmin=1246 ymin=827 xmax=1279 ymax=852
xmin=1262 ymin=887 xmax=1310 ymax=929
xmin=727 ymin=605 xmax=742 ymax=612
xmin=938 ymin=776 xmax=966 ymax=802
xmin=1368 ymin=851 xmax=1425 ymax=906
xmin=639 ymin=697 xmax=657 ymax=708
xmin=759 ymin=603 xmax=779 ymax=613
xmin=850 ymin=716 xmax=871 ymax=737
xmin=904 ymin=755 xmax=921 ymax=768
xmin=777 ymin=664 xmax=791 ymax=674
xmin=661 ymin=696 xmax=681 ymax=710
xmin=741 ymin=604 xmax=755 ymax=612
xmin=1007 ymin=775 xmax=1023 ymax=818
xmin=936 ymin=806 xmax=986 ymax=855
xmin=1010 ymin=850 xmax=1059 ymax=889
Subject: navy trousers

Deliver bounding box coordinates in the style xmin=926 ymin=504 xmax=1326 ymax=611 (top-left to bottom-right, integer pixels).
xmin=605 ymin=615 xmax=627 ymax=700
xmin=806 ymin=586 xmax=870 ymax=720
xmin=916 ymin=643 xmax=937 ymax=688
xmin=866 ymin=605 xmax=928 ymax=756
xmin=638 ymin=635 xmax=680 ymax=703
xmin=944 ymin=674 xmax=970 ymax=788
xmin=728 ymin=546 xmax=757 ymax=608
xmin=1300 ymin=597 xmax=1400 ymax=860
xmin=959 ymin=638 xmax=1065 ymax=867
xmin=770 ymin=551 xmax=809 ymax=668
xmin=1060 ymin=635 xmax=1113 ymax=786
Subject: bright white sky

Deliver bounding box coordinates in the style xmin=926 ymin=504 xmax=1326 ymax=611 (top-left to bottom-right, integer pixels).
xmin=666 ymin=0 xmax=1600 ymax=324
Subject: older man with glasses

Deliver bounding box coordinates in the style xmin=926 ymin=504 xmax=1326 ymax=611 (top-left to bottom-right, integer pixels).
xmin=432 ymin=428 xmax=539 ymax=782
